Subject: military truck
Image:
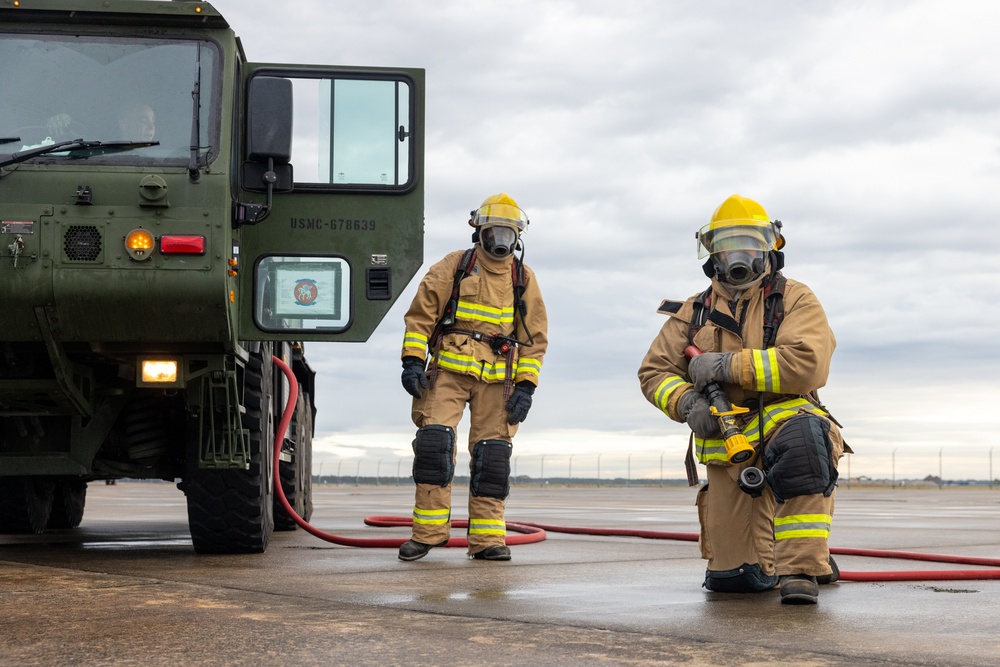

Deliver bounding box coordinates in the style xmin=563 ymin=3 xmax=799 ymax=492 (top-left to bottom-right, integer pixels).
xmin=0 ymin=0 xmax=424 ymax=553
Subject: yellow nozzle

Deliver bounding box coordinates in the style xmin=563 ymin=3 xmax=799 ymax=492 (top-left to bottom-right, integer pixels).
xmin=724 ymin=433 xmax=755 ymax=464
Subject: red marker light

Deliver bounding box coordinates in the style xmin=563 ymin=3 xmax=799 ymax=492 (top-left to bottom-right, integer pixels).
xmin=160 ymin=235 xmax=205 ymax=254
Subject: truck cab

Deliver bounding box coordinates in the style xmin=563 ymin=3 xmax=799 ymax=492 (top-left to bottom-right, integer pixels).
xmin=0 ymin=0 xmax=424 ymax=553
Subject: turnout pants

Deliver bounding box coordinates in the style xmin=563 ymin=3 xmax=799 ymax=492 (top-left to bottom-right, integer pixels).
xmin=697 ymin=416 xmax=845 ymax=578
xmin=410 ymin=370 xmax=518 ymax=555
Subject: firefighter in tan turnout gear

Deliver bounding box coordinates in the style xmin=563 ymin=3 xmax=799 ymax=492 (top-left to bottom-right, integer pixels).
xmin=398 ymin=193 xmax=548 ymax=562
xmin=638 ymin=194 xmax=847 ymax=604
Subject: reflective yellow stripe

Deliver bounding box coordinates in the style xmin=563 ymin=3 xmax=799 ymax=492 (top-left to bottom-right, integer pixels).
xmin=654 ymin=375 xmax=686 ymax=414
xmin=413 ymin=507 xmax=450 ymax=525
xmin=403 ymin=331 xmax=428 ymax=354
xmin=751 ymin=348 xmax=780 ymax=393
xmin=774 ymin=513 xmax=831 ymax=540
xmin=468 ymin=518 xmax=506 ymax=536
xmin=435 ymin=350 xmax=509 ymax=382
xmin=516 ymin=357 xmax=541 ymax=379
xmin=456 ymin=300 xmax=514 ymax=326
xmin=695 ymin=397 xmax=826 ymax=464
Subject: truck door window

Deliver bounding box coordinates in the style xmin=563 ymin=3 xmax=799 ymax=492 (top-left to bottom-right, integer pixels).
xmin=0 ymin=34 xmax=219 ymax=165
xmin=284 ymin=75 xmax=413 ymax=188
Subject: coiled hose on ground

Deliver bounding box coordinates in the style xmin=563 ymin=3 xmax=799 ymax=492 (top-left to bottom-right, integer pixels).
xmin=271 ymin=356 xmax=1000 ymax=581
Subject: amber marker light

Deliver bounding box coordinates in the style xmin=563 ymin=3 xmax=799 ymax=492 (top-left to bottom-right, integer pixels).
xmin=140 ymin=360 xmax=178 ymax=384
xmin=125 ymin=229 xmax=155 ymax=261
xmin=160 ymin=235 xmax=205 ymax=255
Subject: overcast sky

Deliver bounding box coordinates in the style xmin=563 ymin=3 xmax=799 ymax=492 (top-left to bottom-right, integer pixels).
xmin=210 ymin=0 xmax=1000 ymax=481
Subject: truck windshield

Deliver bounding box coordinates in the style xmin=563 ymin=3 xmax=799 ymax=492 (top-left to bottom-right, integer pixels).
xmin=0 ymin=34 xmax=218 ymax=165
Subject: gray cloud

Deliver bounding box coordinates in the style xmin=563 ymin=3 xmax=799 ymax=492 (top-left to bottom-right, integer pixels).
xmin=211 ymin=0 xmax=1000 ymax=478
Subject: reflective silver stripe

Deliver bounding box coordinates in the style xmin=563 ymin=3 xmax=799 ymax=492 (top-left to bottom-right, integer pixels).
xmin=468 ymin=518 xmax=506 ymax=536
xmin=455 ymin=300 xmax=514 ymax=325
xmin=516 ymin=357 xmax=541 ymax=379
xmin=654 ymin=375 xmax=686 ymax=414
xmin=751 ymin=348 xmax=780 ymax=393
xmin=413 ymin=507 xmax=450 ymax=525
xmin=695 ymin=397 xmax=827 ymax=464
xmin=773 ymin=513 xmax=831 ymax=540
xmin=403 ymin=331 xmax=428 ymax=353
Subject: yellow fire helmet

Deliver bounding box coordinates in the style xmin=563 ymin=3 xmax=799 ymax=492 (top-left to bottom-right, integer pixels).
xmin=469 ymin=192 xmax=529 ymax=232
xmin=696 ymin=194 xmax=785 ymax=259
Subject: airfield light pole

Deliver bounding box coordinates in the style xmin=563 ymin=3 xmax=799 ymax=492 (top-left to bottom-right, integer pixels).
xmin=337 ymin=460 xmax=343 ymax=486
xmin=355 ymin=459 xmax=361 ymax=486
xmin=597 ymin=454 xmax=602 ymax=488
xmin=540 ymin=455 xmax=545 ymax=487
xmin=892 ymin=448 xmax=897 ymax=489
xmin=627 ymin=453 xmax=632 ymax=487
xmin=568 ymin=455 xmax=573 ymax=483
xmin=376 ymin=459 xmax=382 ymax=487
xmin=396 ymin=458 xmax=402 ymax=486
xmin=938 ymin=448 xmax=943 ymax=489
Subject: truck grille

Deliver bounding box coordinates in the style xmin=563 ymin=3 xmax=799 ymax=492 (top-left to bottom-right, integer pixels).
xmin=64 ymin=225 xmax=103 ymax=261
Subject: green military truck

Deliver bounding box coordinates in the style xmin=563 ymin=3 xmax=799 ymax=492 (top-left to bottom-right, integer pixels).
xmin=0 ymin=0 xmax=424 ymax=553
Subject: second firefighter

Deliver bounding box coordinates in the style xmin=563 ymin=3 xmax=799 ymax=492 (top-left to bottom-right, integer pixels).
xmin=398 ymin=193 xmax=549 ymax=562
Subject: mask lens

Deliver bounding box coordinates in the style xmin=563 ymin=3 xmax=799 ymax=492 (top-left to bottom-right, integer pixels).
xmin=482 ymin=226 xmax=516 ymax=258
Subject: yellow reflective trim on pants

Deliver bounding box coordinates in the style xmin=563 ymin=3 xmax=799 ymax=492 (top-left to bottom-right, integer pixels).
xmin=413 ymin=507 xmax=451 ymax=525
xmin=773 ymin=513 xmax=831 ymax=540
xmin=468 ymin=518 xmax=506 ymax=536
xmin=456 ymin=300 xmax=514 ymax=326
xmin=751 ymin=348 xmax=780 ymax=393
xmin=654 ymin=375 xmax=686 ymax=414
xmin=695 ymin=397 xmax=827 ymax=464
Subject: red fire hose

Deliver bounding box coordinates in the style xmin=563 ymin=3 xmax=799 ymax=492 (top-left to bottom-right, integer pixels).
xmin=271 ymin=356 xmax=1000 ymax=581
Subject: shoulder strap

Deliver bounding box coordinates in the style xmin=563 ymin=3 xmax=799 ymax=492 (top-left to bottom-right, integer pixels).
xmin=687 ymin=286 xmax=713 ymax=345
xmin=762 ymin=272 xmax=787 ymax=349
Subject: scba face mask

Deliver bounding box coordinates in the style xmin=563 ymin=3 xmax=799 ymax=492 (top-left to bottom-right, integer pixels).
xmin=480 ymin=225 xmax=518 ymax=260
xmin=713 ymin=248 xmax=767 ymax=286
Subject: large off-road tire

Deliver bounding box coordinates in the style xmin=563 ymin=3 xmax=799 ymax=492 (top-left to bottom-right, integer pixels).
xmin=185 ymin=348 xmax=275 ymax=554
xmin=274 ymin=390 xmax=313 ymax=530
xmin=0 ymin=477 xmax=55 ymax=534
xmin=48 ymin=479 xmax=87 ymax=529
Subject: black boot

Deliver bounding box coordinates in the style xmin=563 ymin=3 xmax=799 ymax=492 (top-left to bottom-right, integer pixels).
xmin=471 ymin=545 xmax=511 ymax=561
xmin=817 ymin=556 xmax=840 ymax=585
xmin=779 ymin=575 xmax=819 ymax=604
xmin=398 ymin=538 xmax=448 ymax=562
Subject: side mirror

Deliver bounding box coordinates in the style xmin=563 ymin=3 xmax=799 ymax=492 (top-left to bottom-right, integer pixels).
xmin=242 ymin=76 xmax=293 ymax=203
xmin=247 ymin=76 xmax=292 ymax=163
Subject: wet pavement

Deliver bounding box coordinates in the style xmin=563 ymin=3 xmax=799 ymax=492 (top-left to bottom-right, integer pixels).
xmin=1 ymin=483 xmax=999 ymax=666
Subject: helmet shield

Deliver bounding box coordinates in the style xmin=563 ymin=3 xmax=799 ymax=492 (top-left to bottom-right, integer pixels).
xmin=472 ymin=201 xmax=528 ymax=231
xmin=697 ymin=220 xmax=777 ymax=259
xmin=480 ymin=225 xmax=518 ymax=259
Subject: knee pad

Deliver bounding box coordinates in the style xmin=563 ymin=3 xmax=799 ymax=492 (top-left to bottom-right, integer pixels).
xmin=764 ymin=413 xmax=837 ymax=503
xmin=703 ymin=563 xmax=778 ymax=593
xmin=470 ymin=439 xmax=512 ymax=500
xmin=411 ymin=425 xmax=455 ymax=486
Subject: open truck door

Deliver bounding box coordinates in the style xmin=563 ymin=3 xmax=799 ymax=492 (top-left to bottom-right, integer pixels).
xmin=236 ymin=65 xmax=425 ymax=342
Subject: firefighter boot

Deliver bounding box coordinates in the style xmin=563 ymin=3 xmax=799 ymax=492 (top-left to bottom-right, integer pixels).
xmin=817 ymin=556 xmax=840 ymax=585
xmin=471 ymin=545 xmax=511 ymax=561
xmin=779 ymin=575 xmax=819 ymax=604
xmin=398 ymin=538 xmax=449 ymax=562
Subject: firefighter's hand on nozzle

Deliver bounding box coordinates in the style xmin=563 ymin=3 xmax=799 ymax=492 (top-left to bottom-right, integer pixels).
xmin=401 ymin=356 xmax=429 ymax=399
xmin=505 ymin=381 xmax=535 ymax=424
xmin=678 ymin=389 xmax=722 ymax=439
xmin=687 ymin=351 xmax=734 ymax=392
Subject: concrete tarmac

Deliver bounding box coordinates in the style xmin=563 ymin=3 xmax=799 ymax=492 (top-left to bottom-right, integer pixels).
xmin=1 ymin=483 xmax=999 ymax=666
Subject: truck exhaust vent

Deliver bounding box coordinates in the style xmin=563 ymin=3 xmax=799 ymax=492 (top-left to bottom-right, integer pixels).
xmin=64 ymin=225 xmax=103 ymax=261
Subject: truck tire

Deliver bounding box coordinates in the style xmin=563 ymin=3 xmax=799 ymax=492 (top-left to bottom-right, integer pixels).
xmin=185 ymin=348 xmax=275 ymax=554
xmin=275 ymin=389 xmax=313 ymax=530
xmin=0 ymin=477 xmax=55 ymax=534
xmin=48 ymin=479 xmax=87 ymax=529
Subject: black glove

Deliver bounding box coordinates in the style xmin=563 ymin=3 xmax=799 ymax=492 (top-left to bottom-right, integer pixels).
xmin=687 ymin=352 xmax=734 ymax=392
xmin=677 ymin=389 xmax=722 ymax=439
xmin=401 ymin=356 xmax=429 ymax=399
xmin=505 ymin=381 xmax=535 ymax=425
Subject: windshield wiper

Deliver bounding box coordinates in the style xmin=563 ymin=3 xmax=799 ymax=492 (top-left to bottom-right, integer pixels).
xmin=1 ymin=137 xmax=21 ymax=146
xmin=0 ymin=138 xmax=159 ymax=168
